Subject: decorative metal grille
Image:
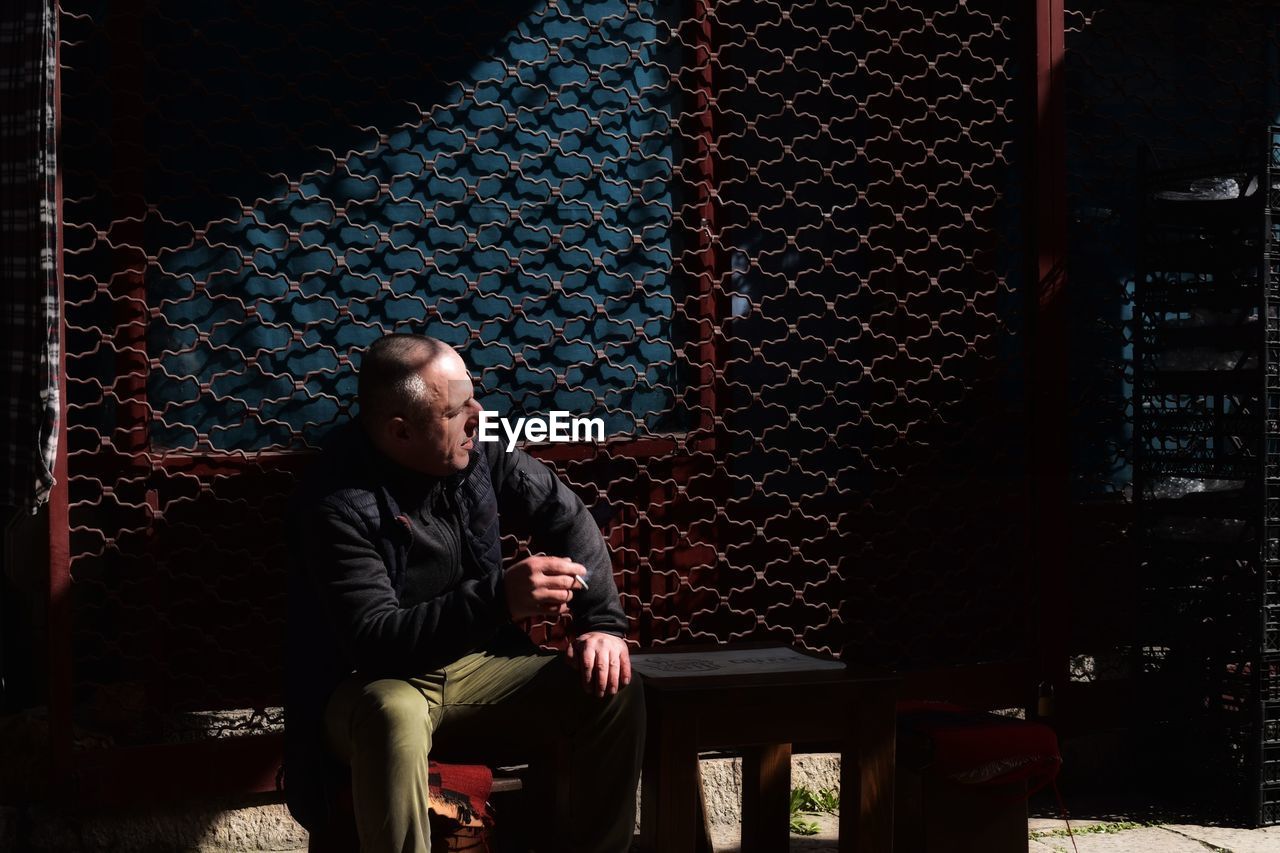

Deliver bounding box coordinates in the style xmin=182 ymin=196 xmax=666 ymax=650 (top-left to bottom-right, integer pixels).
xmin=56 ymin=0 xmax=1030 ymax=774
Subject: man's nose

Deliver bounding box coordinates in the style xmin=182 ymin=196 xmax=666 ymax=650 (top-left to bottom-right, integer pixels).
xmin=464 ymin=398 xmax=483 ymax=429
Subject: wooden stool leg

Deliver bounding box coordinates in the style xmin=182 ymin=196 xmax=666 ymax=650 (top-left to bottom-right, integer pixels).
xmin=640 ymin=709 xmax=699 ymax=853
xmin=741 ymin=743 xmax=791 ymax=853
xmin=841 ymin=684 xmax=896 ymax=853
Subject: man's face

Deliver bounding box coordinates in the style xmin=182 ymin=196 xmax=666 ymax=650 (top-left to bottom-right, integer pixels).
xmin=390 ymin=349 xmax=482 ymax=476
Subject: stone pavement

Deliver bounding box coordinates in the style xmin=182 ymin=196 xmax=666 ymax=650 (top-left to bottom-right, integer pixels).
xmin=1028 ymin=818 xmax=1280 ymax=853
xmin=708 ymin=812 xmax=840 ymax=853
xmin=10 ymin=802 xmax=1280 ymax=851
xmin=7 ymin=746 xmax=1280 ymax=851
xmin=703 ymin=815 xmax=1280 ymax=853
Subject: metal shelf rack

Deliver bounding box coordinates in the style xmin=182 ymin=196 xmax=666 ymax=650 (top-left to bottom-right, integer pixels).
xmin=1133 ymin=133 xmax=1274 ymax=824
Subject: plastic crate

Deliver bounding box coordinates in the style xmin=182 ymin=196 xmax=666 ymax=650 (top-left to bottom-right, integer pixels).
xmin=1262 ymin=789 xmax=1280 ymax=826
xmin=1264 ymin=747 xmax=1280 ymax=785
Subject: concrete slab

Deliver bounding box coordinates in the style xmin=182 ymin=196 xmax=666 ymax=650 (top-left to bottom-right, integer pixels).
xmin=1163 ymin=823 xmax=1280 ymax=853
xmin=709 ymin=812 xmax=840 ymax=853
xmin=1027 ymin=826 xmax=1216 ymax=852
xmin=698 ymin=753 xmax=840 ymax=827
xmin=16 ymin=747 xmax=1280 ymax=853
xmin=21 ymin=801 xmax=309 ymax=852
xmin=1029 ymin=817 xmax=1112 ymax=834
xmin=1030 ymin=841 xmax=1071 ymax=853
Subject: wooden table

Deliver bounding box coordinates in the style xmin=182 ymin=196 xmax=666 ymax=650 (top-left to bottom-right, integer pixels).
xmin=632 ymin=642 xmax=899 ymax=853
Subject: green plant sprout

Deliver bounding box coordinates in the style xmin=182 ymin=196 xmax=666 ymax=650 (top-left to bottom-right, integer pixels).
xmin=789 ymin=785 xmax=840 ymax=836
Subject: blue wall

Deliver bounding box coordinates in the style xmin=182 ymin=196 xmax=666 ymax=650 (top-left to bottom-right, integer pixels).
xmin=138 ymin=1 xmax=683 ymax=450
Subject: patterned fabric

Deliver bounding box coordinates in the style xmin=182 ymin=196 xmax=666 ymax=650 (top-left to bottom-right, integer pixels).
xmin=425 ymin=762 xmax=494 ymax=832
xmin=325 ymin=761 xmax=495 ymax=843
xmin=0 ymin=0 xmax=58 ymax=514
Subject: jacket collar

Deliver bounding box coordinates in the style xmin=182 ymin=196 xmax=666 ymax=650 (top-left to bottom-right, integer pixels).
xmin=345 ymin=417 xmax=481 ymax=515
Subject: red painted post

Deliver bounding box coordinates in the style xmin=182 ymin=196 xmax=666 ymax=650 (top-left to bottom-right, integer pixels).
xmin=1031 ymin=0 xmax=1070 ymax=715
xmin=48 ymin=0 xmax=73 ymax=791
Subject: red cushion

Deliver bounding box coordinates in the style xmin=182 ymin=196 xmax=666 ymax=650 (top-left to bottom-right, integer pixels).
xmin=897 ymin=701 xmax=1062 ymax=792
xmin=427 ymin=762 xmax=494 ymax=829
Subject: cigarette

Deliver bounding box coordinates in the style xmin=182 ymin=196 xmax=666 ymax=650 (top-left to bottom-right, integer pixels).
xmin=575 ymin=574 xmax=589 ymax=590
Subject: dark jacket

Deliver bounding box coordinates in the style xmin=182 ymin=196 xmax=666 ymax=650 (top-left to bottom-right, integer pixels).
xmin=282 ymin=418 xmax=627 ymax=830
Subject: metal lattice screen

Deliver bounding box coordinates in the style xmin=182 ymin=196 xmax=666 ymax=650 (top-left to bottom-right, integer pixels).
xmin=1063 ymin=0 xmax=1280 ymax=824
xmin=56 ymin=0 xmax=1030 ymax=761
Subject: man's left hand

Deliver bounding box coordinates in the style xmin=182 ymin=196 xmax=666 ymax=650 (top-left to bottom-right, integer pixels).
xmin=567 ymin=631 xmax=632 ymax=698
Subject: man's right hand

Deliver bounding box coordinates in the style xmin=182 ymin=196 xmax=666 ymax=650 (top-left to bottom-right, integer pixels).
xmin=503 ymin=555 xmax=586 ymax=621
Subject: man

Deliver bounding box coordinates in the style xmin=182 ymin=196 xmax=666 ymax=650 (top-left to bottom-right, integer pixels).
xmin=283 ymin=333 xmax=645 ymax=853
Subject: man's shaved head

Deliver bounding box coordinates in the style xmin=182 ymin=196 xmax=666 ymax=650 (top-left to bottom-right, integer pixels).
xmin=357 ymin=334 xmax=452 ymax=422
xmin=357 ymin=333 xmax=483 ymax=475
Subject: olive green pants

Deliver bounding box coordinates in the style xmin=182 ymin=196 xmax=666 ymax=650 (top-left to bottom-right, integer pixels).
xmin=323 ymin=638 xmax=646 ymax=853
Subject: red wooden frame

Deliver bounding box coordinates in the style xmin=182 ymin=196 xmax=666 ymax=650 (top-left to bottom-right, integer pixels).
xmin=48 ymin=0 xmax=72 ymax=792
xmin=1030 ymin=0 xmax=1071 ymax=717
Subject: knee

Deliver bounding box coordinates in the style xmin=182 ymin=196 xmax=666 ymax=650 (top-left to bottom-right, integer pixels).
xmin=352 ymin=680 xmax=432 ymax=746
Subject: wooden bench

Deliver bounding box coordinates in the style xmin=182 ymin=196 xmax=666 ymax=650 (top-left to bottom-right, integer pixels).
xmin=631 ymin=642 xmax=899 ymax=853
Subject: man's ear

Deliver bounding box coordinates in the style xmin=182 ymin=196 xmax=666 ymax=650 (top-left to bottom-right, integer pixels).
xmin=386 ymin=415 xmax=411 ymax=445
